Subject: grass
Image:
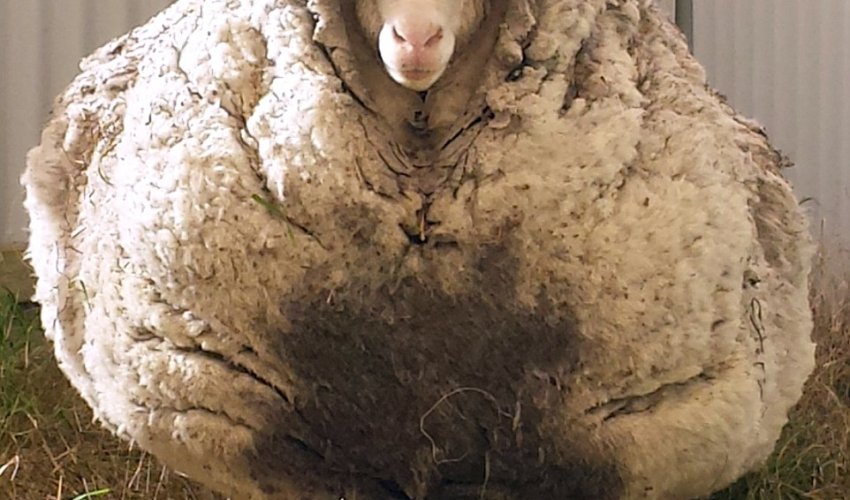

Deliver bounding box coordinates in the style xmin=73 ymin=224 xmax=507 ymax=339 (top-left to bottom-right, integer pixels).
xmin=0 ymin=288 xmax=221 ymax=499
xmin=0 ymin=265 xmax=848 ymax=500
xmin=710 ymin=264 xmax=850 ymax=500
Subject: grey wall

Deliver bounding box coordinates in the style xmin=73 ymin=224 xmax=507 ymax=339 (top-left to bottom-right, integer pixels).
xmin=693 ymin=0 xmax=850 ymax=262
xmin=0 ymin=0 xmax=172 ymax=245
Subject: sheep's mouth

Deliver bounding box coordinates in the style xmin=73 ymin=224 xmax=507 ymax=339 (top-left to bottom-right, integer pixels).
xmin=384 ymin=64 xmax=445 ymax=90
xmin=399 ymin=68 xmax=436 ymax=80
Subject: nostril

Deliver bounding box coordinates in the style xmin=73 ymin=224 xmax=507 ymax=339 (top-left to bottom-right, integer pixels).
xmin=425 ymin=27 xmax=444 ymax=47
xmin=390 ymin=22 xmax=444 ymax=48
xmin=392 ymin=25 xmax=405 ymax=43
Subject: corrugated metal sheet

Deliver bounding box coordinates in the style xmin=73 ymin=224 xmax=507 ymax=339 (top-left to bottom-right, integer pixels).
xmin=0 ymin=0 xmax=173 ymax=244
xmin=693 ymin=0 xmax=850 ymax=259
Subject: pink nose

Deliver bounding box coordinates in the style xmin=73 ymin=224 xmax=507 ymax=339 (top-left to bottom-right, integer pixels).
xmin=390 ymin=21 xmax=444 ymax=49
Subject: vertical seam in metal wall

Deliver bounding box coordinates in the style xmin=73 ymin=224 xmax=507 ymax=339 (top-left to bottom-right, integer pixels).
xmin=0 ymin=2 xmax=7 ymax=195
xmin=39 ymin=0 xmax=50 ymax=125
xmin=128 ymin=1 xmax=139 ymax=30
xmin=675 ymin=0 xmax=694 ymax=50
xmin=84 ymin=0 xmax=94 ymax=53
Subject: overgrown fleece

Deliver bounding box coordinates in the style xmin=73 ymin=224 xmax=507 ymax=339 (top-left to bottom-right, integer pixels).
xmin=22 ymin=0 xmax=815 ymax=498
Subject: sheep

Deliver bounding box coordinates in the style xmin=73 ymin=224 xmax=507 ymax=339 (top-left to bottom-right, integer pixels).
xmin=22 ymin=0 xmax=816 ymax=498
xmin=355 ymin=0 xmax=489 ymax=91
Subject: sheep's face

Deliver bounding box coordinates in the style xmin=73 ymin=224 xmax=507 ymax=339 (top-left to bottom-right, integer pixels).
xmin=359 ymin=0 xmax=486 ymax=91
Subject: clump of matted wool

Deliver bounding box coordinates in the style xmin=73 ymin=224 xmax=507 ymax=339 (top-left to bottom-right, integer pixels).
xmin=22 ymin=0 xmax=815 ymax=498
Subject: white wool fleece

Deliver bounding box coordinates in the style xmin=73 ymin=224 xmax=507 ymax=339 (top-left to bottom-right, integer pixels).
xmin=22 ymin=0 xmax=815 ymax=498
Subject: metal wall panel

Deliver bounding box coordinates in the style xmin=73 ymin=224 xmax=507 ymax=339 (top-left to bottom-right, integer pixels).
xmin=693 ymin=0 xmax=850 ymax=260
xmin=0 ymin=0 xmax=172 ymax=244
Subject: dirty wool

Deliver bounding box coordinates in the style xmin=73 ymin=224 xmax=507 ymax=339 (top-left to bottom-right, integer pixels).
xmin=22 ymin=0 xmax=815 ymax=498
